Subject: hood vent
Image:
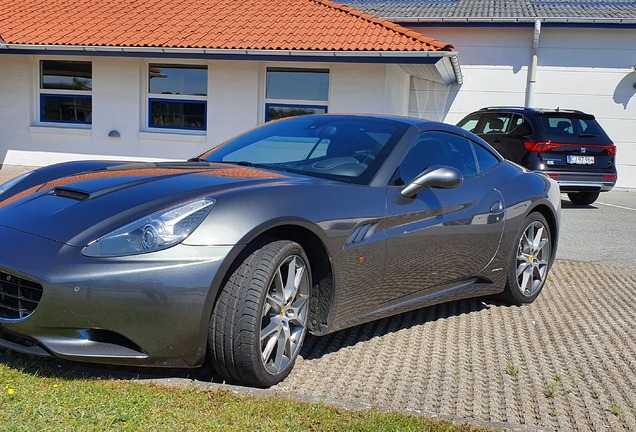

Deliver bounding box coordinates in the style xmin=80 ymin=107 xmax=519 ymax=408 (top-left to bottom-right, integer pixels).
xmin=53 ymin=188 xmax=90 ymax=201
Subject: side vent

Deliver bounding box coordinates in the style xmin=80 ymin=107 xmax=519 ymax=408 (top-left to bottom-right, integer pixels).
xmin=345 ymin=222 xmax=378 ymax=245
xmin=53 ymin=188 xmax=90 ymax=201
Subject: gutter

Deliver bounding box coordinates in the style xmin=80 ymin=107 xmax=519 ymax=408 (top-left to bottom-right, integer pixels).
xmin=0 ymin=43 xmax=454 ymax=58
xmin=0 ymin=43 xmax=463 ymax=85
xmin=381 ymin=17 xmax=636 ymax=25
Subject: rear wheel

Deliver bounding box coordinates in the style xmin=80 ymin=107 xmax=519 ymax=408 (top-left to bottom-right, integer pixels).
xmin=503 ymin=212 xmax=552 ymax=304
xmin=567 ymin=191 xmax=600 ymax=205
xmin=209 ymin=240 xmax=311 ymax=387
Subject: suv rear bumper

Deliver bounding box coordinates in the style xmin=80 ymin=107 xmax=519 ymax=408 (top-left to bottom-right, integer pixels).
xmin=537 ymin=171 xmax=616 ymax=192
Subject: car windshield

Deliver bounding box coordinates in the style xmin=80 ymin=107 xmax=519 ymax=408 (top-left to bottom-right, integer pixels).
xmin=197 ymin=115 xmax=408 ymax=184
xmin=535 ymin=115 xmax=611 ymax=143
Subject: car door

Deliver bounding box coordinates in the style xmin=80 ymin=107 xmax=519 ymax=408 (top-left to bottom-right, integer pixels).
xmin=380 ymin=130 xmax=505 ymax=304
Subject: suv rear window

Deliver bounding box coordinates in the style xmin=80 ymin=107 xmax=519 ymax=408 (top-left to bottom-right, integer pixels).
xmin=535 ymin=115 xmax=611 ymax=143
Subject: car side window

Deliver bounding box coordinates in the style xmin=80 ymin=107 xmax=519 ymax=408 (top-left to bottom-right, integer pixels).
xmin=482 ymin=113 xmax=511 ymax=134
xmin=457 ymin=114 xmax=481 ymax=133
xmin=472 ymin=142 xmax=500 ymax=173
xmin=508 ymin=114 xmax=532 ymax=136
xmin=393 ymin=131 xmax=478 ymax=185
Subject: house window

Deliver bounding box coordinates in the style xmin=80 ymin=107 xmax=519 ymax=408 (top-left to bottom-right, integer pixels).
xmin=265 ymin=68 xmax=329 ymax=121
xmin=39 ymin=60 xmax=92 ymax=125
xmin=148 ymin=64 xmax=207 ymax=131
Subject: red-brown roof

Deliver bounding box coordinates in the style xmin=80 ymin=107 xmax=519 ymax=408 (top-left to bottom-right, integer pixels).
xmin=0 ymin=0 xmax=454 ymax=52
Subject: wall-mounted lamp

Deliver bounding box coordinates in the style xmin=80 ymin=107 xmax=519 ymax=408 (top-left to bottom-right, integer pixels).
xmin=107 ymin=130 xmax=121 ymax=138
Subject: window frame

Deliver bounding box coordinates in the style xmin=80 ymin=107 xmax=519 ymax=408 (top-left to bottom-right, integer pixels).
xmin=145 ymin=62 xmax=208 ymax=133
xmin=263 ymin=66 xmax=330 ymax=123
xmin=37 ymin=59 xmax=93 ymax=127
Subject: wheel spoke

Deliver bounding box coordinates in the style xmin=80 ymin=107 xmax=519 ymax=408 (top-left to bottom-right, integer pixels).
xmin=273 ymin=268 xmax=285 ymax=300
xmin=519 ymin=266 xmax=532 ymax=293
xmin=516 ymin=260 xmax=530 ymax=278
xmin=261 ymin=316 xmax=281 ymax=342
xmin=289 ymin=295 xmax=309 ymax=317
xmin=531 ymin=225 xmax=545 ymax=251
xmin=273 ymin=324 xmax=291 ymax=372
xmin=283 ymin=257 xmax=298 ymax=304
xmin=522 ymin=231 xmax=532 ymax=252
xmin=261 ymin=324 xmax=281 ymax=364
xmin=267 ymin=292 xmax=284 ymax=310
xmin=535 ymin=238 xmax=549 ymax=255
xmin=291 ymin=264 xmax=305 ymax=303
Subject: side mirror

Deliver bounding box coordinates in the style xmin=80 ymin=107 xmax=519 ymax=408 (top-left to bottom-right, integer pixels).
xmin=401 ymin=166 xmax=463 ymax=198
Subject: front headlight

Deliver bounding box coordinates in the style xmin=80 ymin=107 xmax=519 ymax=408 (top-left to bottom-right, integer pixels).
xmin=82 ymin=197 xmax=215 ymax=257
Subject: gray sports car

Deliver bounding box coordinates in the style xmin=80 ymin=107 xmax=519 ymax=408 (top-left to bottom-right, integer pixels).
xmin=0 ymin=114 xmax=560 ymax=387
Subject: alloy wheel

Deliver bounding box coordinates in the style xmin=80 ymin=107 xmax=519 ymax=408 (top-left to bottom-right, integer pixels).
xmin=260 ymin=255 xmax=310 ymax=374
xmin=515 ymin=220 xmax=550 ymax=297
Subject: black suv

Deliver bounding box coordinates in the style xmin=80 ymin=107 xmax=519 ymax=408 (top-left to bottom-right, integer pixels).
xmin=457 ymin=107 xmax=617 ymax=205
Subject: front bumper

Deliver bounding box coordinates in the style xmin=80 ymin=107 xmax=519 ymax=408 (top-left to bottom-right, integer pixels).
xmin=0 ymin=225 xmax=233 ymax=367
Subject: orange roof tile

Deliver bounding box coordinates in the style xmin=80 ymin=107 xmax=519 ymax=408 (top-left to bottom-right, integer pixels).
xmin=0 ymin=0 xmax=454 ymax=52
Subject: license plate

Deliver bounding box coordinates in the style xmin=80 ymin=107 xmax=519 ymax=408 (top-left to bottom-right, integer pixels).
xmin=567 ymin=155 xmax=595 ymax=165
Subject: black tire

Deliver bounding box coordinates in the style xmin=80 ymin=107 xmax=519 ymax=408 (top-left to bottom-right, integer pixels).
xmin=567 ymin=191 xmax=600 ymax=205
xmin=502 ymin=212 xmax=552 ymax=305
xmin=209 ymin=240 xmax=311 ymax=387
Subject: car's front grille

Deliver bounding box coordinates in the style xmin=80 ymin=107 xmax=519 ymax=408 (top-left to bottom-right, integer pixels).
xmin=0 ymin=271 xmax=43 ymax=319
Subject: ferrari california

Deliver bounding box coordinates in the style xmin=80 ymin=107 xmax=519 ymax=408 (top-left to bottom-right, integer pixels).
xmin=0 ymin=114 xmax=560 ymax=387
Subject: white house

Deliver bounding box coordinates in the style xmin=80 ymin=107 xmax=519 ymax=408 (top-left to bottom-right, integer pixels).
xmin=342 ymin=0 xmax=636 ymax=188
xmin=0 ymin=0 xmax=461 ymax=168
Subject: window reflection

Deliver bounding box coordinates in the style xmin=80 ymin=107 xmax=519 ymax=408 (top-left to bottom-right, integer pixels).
xmin=267 ymin=105 xmax=327 ymax=122
xmin=41 ymin=95 xmax=92 ymax=124
xmin=41 ymin=60 xmax=92 ymax=91
xmin=149 ymin=100 xmax=206 ymax=130
xmin=149 ymin=64 xmax=207 ymax=96
xmin=266 ymin=68 xmax=329 ymax=101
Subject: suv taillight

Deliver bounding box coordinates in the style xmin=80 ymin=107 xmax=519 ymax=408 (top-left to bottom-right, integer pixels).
xmin=524 ymin=141 xmax=559 ymax=152
xmin=524 ymin=141 xmax=617 ymax=155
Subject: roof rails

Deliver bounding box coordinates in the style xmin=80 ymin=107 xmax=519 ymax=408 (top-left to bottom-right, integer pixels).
xmin=479 ymin=106 xmax=528 ymax=111
xmin=478 ymin=106 xmax=587 ymax=114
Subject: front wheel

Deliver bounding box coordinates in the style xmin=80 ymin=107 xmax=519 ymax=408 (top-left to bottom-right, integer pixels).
xmin=502 ymin=212 xmax=552 ymax=305
xmin=567 ymin=191 xmax=600 ymax=205
xmin=209 ymin=240 xmax=311 ymax=387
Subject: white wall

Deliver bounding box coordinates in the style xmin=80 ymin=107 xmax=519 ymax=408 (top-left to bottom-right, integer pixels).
xmin=0 ymin=55 xmax=405 ymax=167
xmin=407 ymin=25 xmax=636 ymax=188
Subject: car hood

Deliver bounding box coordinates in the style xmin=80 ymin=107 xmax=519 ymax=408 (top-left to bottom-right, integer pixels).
xmin=0 ymin=162 xmax=314 ymax=246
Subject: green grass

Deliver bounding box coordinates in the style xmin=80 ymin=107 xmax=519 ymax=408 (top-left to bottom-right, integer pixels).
xmin=0 ymin=353 xmax=487 ymax=432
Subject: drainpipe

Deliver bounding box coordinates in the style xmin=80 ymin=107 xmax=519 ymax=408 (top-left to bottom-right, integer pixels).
xmin=525 ymin=20 xmax=541 ymax=108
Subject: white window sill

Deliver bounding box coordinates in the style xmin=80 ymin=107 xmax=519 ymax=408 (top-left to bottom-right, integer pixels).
xmin=29 ymin=125 xmax=92 ymax=136
xmin=138 ymin=131 xmax=207 ymax=143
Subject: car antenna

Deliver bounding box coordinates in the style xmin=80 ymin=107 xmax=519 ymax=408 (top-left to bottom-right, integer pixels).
xmin=556 ymin=107 xmax=560 ymax=112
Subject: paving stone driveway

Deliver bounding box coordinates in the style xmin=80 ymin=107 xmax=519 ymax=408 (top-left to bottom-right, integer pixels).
xmin=274 ymin=260 xmax=636 ymax=431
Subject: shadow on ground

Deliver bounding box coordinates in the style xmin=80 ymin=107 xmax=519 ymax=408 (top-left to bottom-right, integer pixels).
xmin=1 ymin=295 xmax=498 ymax=382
